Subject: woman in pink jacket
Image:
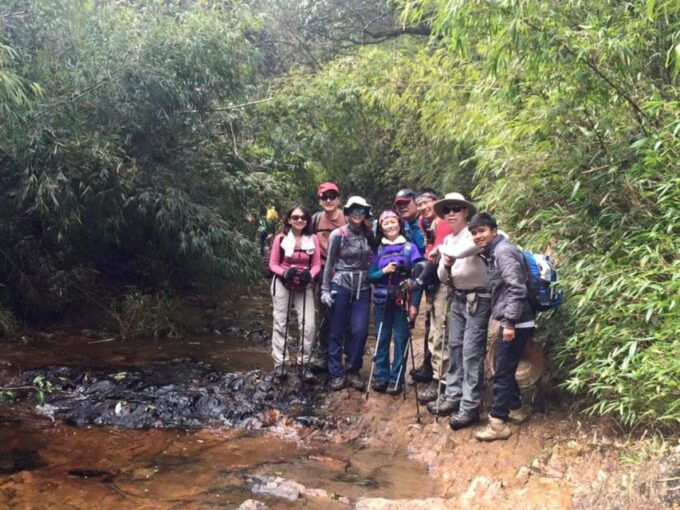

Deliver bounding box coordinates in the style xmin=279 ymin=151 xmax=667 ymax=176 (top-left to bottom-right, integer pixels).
xmin=269 ymin=204 xmax=321 ymax=382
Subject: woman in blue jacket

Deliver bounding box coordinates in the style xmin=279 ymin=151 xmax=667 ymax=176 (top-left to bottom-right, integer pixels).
xmin=367 ymin=210 xmax=423 ymax=395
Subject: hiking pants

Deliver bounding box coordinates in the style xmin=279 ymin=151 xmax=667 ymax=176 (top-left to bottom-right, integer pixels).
xmin=270 ymin=278 xmax=316 ymax=366
xmin=373 ymin=301 xmax=409 ymax=386
xmin=426 ymin=284 xmax=450 ymax=381
xmin=312 ymin=277 xmax=351 ymax=369
xmin=327 ymin=283 xmax=370 ymax=379
xmin=490 ymin=326 xmax=534 ymax=421
xmin=444 ymin=292 xmax=491 ymax=413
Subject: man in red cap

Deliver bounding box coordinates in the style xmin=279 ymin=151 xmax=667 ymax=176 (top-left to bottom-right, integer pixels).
xmin=310 ymin=182 xmax=346 ymax=371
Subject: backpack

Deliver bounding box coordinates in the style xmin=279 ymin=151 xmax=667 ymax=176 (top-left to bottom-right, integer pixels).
xmin=522 ymin=251 xmax=564 ymax=312
xmin=373 ymin=242 xmax=414 ymax=306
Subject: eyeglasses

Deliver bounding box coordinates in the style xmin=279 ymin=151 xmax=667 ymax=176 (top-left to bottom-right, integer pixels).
xmin=347 ymin=207 xmax=366 ymax=216
xmin=319 ymin=193 xmax=339 ymax=201
xmin=442 ymin=206 xmax=464 ymax=215
xmin=290 ymin=215 xmax=308 ymax=221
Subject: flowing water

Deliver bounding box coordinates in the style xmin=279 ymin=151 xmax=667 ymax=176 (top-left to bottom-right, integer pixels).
xmin=0 ymin=291 xmax=441 ymax=509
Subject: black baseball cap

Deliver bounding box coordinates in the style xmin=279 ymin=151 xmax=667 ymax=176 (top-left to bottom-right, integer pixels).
xmin=393 ymin=188 xmax=416 ymax=204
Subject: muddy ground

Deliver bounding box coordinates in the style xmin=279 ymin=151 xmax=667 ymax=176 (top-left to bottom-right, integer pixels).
xmin=0 ymin=287 xmax=677 ymax=509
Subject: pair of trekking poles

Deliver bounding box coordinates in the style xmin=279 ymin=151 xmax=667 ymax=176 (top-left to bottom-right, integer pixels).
xmin=365 ymin=284 xmax=451 ymax=424
xmin=365 ymin=288 xmax=423 ymax=423
xmin=279 ymin=285 xmax=335 ymax=382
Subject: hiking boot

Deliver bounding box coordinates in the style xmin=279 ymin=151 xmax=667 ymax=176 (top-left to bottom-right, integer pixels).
xmin=329 ymin=377 xmax=345 ymax=391
xmin=371 ymin=380 xmax=388 ymax=393
xmin=385 ymin=383 xmax=403 ymax=396
xmin=449 ymin=410 xmax=480 ymax=430
xmin=301 ymin=367 xmax=316 ymax=383
xmin=410 ymin=359 xmax=433 ymax=383
xmin=475 ymin=416 xmax=512 ymax=441
xmin=309 ymin=357 xmax=328 ymax=374
xmin=274 ymin=365 xmax=287 ymax=381
xmin=346 ymin=372 xmax=366 ymax=391
xmin=426 ymin=396 xmax=460 ymax=416
xmin=417 ymin=381 xmax=444 ymax=404
xmin=508 ymin=404 xmax=533 ymax=424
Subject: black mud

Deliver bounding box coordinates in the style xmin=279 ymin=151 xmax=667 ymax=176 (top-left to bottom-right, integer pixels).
xmin=18 ymin=360 xmax=327 ymax=430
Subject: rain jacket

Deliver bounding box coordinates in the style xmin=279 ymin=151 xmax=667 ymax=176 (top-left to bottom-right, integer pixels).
xmin=322 ymin=225 xmax=372 ymax=298
xmin=484 ymin=235 xmax=535 ymax=328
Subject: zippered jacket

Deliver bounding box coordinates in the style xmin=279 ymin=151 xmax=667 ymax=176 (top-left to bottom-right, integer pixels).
xmin=485 ymin=235 xmax=535 ymax=327
xmin=322 ymin=226 xmax=372 ymax=295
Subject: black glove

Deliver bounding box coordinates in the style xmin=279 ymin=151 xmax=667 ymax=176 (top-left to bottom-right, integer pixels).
xmin=299 ymin=269 xmax=312 ymax=286
xmin=283 ymin=267 xmax=298 ymax=282
xmin=399 ymin=278 xmax=421 ymax=292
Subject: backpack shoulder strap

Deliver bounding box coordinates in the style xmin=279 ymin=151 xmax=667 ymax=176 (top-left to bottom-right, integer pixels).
xmin=311 ymin=211 xmax=322 ymax=233
xmin=404 ymin=241 xmax=414 ymax=267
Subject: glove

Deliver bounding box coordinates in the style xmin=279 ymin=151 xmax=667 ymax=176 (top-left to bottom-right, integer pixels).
xmin=321 ymin=291 xmax=335 ymax=308
xmin=399 ymin=278 xmax=421 ymax=292
xmin=299 ymin=269 xmax=312 ymax=286
xmin=283 ymin=267 xmax=298 ymax=282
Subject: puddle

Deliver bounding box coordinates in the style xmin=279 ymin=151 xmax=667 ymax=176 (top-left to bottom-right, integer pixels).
xmin=0 ymin=408 xmax=439 ymax=509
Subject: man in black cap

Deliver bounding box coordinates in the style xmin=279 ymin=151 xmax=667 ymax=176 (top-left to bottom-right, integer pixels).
xmin=393 ymin=189 xmax=426 ymax=254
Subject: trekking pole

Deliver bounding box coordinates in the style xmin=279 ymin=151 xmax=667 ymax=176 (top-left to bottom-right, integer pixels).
xmin=423 ymin=309 xmax=432 ymax=360
xmin=280 ymin=290 xmax=294 ymax=379
xmin=365 ymin=305 xmax=386 ymax=400
xmin=299 ymin=288 xmax=307 ymax=380
xmin=405 ymin=320 xmax=422 ymax=423
xmin=434 ymin=283 xmax=453 ymax=420
xmin=391 ymin=288 xmax=413 ymax=399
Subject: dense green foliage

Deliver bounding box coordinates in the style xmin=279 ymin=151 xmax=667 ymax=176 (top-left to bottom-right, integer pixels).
xmin=1 ymin=0 xmax=678 ymax=428
xmin=252 ymin=0 xmax=679 ymax=428
xmin=0 ymin=0 xmax=293 ymax=319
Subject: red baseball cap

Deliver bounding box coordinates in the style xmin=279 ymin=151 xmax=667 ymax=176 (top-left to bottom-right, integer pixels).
xmin=317 ymin=182 xmax=339 ymax=195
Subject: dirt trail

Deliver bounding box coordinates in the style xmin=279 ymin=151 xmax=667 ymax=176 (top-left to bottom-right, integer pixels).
xmin=0 ymin=287 xmax=677 ymax=509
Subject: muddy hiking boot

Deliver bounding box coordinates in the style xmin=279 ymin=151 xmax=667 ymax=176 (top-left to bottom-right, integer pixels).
xmin=371 ymin=380 xmax=388 ymax=393
xmin=449 ymin=410 xmax=480 ymax=430
xmin=475 ymin=416 xmax=512 ymax=441
xmin=329 ymin=377 xmax=345 ymax=391
xmin=300 ymin=367 xmax=316 ymax=383
xmin=274 ymin=365 xmax=288 ymax=382
xmin=410 ymin=358 xmax=433 ymax=383
xmin=508 ymin=405 xmax=533 ymax=424
xmin=346 ymin=372 xmax=366 ymax=391
xmin=309 ymin=356 xmax=328 ymax=374
xmin=417 ymin=381 xmax=444 ymax=404
xmin=426 ymin=396 xmax=460 ymax=416
xmin=385 ymin=383 xmax=403 ymax=396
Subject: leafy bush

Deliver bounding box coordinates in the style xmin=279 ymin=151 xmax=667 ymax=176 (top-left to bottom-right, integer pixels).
xmin=115 ymin=289 xmax=180 ymax=340
xmin=0 ymin=0 xmax=286 ymax=320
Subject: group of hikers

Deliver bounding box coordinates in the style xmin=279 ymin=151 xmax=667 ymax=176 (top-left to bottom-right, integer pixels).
xmin=266 ymin=183 xmax=539 ymax=442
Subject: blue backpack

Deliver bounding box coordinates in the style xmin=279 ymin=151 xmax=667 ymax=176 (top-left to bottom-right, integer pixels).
xmin=522 ymin=251 xmax=564 ymax=312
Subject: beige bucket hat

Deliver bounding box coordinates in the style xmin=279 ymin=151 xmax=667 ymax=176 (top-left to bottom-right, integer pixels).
xmin=433 ymin=192 xmax=477 ymax=218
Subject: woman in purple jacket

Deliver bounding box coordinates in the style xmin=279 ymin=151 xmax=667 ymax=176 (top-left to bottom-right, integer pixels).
xmin=367 ymin=210 xmax=423 ymax=395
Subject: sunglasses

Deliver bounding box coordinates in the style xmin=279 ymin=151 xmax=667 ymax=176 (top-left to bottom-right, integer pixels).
xmin=290 ymin=214 xmax=308 ymax=221
xmin=442 ymin=205 xmax=464 ymax=215
xmin=347 ymin=207 xmax=367 ymax=216
xmin=319 ymin=193 xmax=339 ymax=201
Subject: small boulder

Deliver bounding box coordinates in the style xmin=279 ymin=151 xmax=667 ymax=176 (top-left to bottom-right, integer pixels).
xmin=237 ymin=499 xmax=269 ymax=510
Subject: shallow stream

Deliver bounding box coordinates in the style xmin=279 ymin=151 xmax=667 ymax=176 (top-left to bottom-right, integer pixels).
xmin=0 ymin=291 xmax=441 ymax=509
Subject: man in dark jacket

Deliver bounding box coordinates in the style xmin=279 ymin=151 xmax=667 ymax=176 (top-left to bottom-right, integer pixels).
xmin=468 ymin=213 xmax=535 ymax=441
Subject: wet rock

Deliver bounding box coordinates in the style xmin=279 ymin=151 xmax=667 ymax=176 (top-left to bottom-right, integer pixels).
xmin=19 ymin=361 xmax=323 ymax=430
xmin=237 ymin=499 xmax=270 ymax=510
xmin=248 ymin=475 xmax=303 ymax=501
xmin=354 ymin=498 xmax=455 ymax=509
xmin=0 ymin=449 xmax=45 ymax=474
xmin=459 ymin=476 xmax=503 ymax=505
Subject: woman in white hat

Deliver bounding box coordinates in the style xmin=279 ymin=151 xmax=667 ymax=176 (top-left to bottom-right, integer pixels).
xmin=321 ymin=196 xmax=375 ymax=391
